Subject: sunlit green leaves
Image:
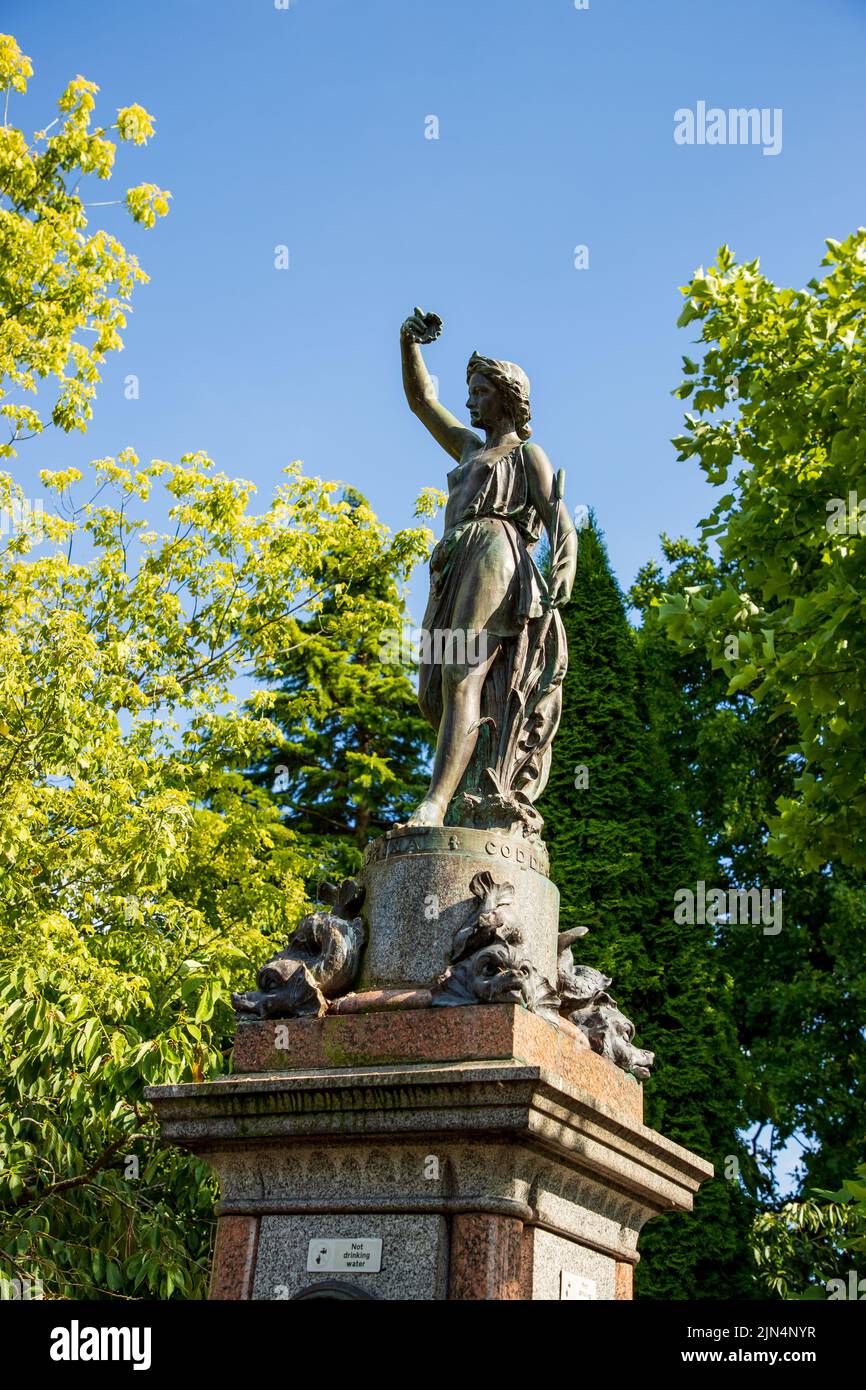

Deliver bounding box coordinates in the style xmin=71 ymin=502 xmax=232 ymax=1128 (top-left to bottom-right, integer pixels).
xmin=665 ymin=231 xmax=866 ymax=867
xmin=0 ymin=33 xmax=31 ymax=93
xmin=752 ymin=1165 xmax=866 ymax=1298
xmin=0 ymin=33 xmax=169 ymax=456
xmin=0 ymin=447 xmax=431 ymax=1297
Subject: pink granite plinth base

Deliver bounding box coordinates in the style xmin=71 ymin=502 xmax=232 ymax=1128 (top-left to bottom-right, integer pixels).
xmin=449 ymin=1214 xmax=524 ymax=1300
xmin=209 ymin=1214 xmax=259 ymax=1300
xmin=231 ymin=1003 xmax=643 ymax=1123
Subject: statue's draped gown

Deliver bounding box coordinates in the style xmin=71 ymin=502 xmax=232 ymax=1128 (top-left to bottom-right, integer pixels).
xmin=418 ymin=443 xmax=567 ymax=831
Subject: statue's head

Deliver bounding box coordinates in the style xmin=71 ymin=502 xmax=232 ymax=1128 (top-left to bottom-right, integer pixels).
xmin=466 ymin=352 xmax=532 ymax=440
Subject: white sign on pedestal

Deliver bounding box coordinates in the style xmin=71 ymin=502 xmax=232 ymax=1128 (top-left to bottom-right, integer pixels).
xmin=560 ymin=1270 xmax=597 ymax=1300
xmin=306 ymin=1238 xmax=383 ymax=1273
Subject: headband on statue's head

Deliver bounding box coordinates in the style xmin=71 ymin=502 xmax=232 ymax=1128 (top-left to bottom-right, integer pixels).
xmin=466 ymin=351 xmax=532 ymax=439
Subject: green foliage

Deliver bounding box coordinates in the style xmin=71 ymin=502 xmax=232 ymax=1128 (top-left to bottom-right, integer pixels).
xmin=637 ymin=537 xmax=866 ymax=1198
xmin=538 ymin=518 xmax=754 ymax=1299
xmin=634 ymin=534 xmax=866 ymax=1297
xmin=651 ymin=234 xmax=866 ymax=1291
xmin=0 ymin=452 xmax=432 ymax=1297
xmin=665 ymin=233 xmax=866 ymax=869
xmin=1 ymin=931 xmax=240 ymax=1299
xmin=249 ymin=490 xmax=434 ymax=879
xmin=752 ymin=1166 xmax=866 ymax=1299
xmin=0 ymin=33 xmax=170 ymax=456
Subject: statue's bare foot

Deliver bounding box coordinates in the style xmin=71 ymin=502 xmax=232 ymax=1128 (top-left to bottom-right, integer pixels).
xmin=405 ymin=797 xmax=446 ymax=828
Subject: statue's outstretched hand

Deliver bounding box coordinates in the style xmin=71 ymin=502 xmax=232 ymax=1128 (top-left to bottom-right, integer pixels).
xmin=401 ymin=306 xmax=443 ymax=344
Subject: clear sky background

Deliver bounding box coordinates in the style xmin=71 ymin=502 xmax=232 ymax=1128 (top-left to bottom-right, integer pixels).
xmin=6 ymin=0 xmax=866 ymax=623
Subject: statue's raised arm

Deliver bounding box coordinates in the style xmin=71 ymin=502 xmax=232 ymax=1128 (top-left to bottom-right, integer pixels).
xmin=400 ymin=308 xmax=479 ymax=463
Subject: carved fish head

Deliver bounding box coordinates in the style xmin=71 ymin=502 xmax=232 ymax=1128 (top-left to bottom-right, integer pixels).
xmin=231 ymin=958 xmax=326 ymax=1019
xmin=572 ymin=1002 xmax=654 ymax=1078
xmin=468 ymin=870 xmax=515 ymax=912
xmin=277 ymin=910 xmax=366 ymax=998
xmin=472 ymin=943 xmax=535 ymax=1005
xmin=559 ymin=963 xmax=614 ymax=1008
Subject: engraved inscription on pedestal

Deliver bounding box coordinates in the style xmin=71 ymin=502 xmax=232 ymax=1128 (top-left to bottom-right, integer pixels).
xmin=364 ymin=824 xmax=550 ymax=878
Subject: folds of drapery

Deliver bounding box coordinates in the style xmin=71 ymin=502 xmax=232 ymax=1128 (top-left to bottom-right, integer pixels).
xmin=417 ymin=514 xmax=567 ymax=822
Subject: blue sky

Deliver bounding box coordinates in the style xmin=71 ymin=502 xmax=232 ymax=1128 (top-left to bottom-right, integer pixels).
xmin=6 ymin=0 xmax=866 ymax=620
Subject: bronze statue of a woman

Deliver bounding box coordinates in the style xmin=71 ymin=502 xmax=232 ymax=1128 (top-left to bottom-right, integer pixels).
xmin=400 ymin=308 xmax=577 ymax=839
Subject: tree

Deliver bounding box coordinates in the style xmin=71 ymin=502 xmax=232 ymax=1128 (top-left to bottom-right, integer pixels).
xmin=0 ymin=452 xmax=431 ymax=1298
xmin=663 ymin=233 xmax=866 ymax=870
xmin=634 ymin=537 xmax=866 ymax=1245
xmin=248 ymin=488 xmax=434 ymax=881
xmin=648 ymin=232 xmax=866 ymax=1282
xmin=0 ymin=32 xmax=169 ymax=460
xmin=538 ymin=518 xmax=754 ymax=1299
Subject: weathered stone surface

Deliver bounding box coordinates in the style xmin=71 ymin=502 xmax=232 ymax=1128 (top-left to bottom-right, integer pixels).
xmin=148 ymin=1061 xmax=709 ymax=1206
xmin=253 ymin=1212 xmax=448 ymax=1301
xmin=527 ymin=1228 xmax=615 ymax=1301
xmin=364 ymin=822 xmax=550 ymax=876
xmin=360 ymin=826 xmax=559 ymax=989
xmin=146 ymin=1053 xmax=713 ymax=1300
xmin=229 ymin=1004 xmax=643 ymax=1124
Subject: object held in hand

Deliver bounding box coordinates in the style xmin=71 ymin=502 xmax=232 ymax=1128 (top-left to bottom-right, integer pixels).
xmin=405 ymin=306 xmax=443 ymax=344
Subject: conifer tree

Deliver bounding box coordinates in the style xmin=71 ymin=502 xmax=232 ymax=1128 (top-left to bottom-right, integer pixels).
xmin=249 ymin=489 xmax=434 ymax=880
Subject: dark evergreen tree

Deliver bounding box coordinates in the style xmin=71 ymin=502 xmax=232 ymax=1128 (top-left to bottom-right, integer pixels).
xmin=248 ymin=490 xmax=434 ymax=881
xmin=538 ymin=517 xmax=754 ymax=1299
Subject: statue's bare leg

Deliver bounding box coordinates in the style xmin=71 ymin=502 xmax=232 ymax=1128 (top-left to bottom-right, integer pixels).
xmin=408 ymin=641 xmax=500 ymax=827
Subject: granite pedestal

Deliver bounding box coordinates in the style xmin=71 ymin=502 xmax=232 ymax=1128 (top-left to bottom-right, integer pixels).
xmin=146 ymin=1005 xmax=713 ymax=1301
